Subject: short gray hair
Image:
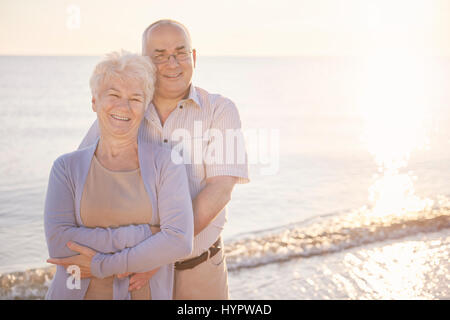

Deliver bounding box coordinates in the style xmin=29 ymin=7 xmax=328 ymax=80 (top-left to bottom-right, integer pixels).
xmin=141 ymin=19 xmax=192 ymax=56
xmin=90 ymin=50 xmax=156 ymax=107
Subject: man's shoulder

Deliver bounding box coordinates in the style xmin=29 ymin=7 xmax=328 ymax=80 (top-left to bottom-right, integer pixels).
xmin=140 ymin=140 xmax=170 ymax=155
xmin=139 ymin=140 xmax=174 ymax=165
xmin=194 ymin=86 xmax=236 ymax=111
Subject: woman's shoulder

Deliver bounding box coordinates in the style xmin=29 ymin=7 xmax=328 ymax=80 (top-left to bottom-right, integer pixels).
xmin=52 ymin=144 xmax=96 ymax=171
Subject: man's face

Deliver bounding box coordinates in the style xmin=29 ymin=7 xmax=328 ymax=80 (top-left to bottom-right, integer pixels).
xmin=144 ymin=24 xmax=196 ymax=100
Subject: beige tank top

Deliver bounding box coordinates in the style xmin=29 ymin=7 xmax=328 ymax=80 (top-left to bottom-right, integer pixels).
xmin=81 ymin=155 xmax=153 ymax=300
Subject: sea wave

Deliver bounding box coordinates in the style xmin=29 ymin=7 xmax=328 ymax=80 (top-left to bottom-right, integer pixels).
xmin=0 ymin=267 xmax=54 ymax=300
xmin=224 ymin=205 xmax=450 ymax=271
xmin=1 ymin=203 xmax=449 ymax=299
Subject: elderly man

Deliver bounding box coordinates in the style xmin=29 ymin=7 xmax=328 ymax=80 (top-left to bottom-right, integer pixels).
xmin=79 ymin=19 xmax=249 ymax=300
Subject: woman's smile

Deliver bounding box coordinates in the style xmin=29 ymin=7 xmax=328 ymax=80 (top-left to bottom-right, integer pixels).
xmin=110 ymin=114 xmax=131 ymax=121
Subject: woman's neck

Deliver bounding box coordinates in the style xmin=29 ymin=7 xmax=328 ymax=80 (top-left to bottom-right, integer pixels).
xmin=96 ymin=135 xmax=139 ymax=171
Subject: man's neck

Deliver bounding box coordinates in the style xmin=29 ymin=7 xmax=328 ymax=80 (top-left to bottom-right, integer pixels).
xmin=152 ymin=87 xmax=191 ymax=126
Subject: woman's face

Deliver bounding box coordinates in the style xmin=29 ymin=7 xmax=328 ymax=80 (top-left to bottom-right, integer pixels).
xmin=92 ymin=76 xmax=146 ymax=140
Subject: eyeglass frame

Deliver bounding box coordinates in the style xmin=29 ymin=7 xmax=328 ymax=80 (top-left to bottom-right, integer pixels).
xmin=151 ymin=50 xmax=194 ymax=64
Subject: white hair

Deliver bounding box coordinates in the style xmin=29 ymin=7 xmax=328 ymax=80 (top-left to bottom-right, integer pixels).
xmin=89 ymin=50 xmax=156 ymax=108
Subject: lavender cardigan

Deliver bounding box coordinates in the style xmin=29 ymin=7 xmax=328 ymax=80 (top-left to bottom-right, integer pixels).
xmin=44 ymin=138 xmax=193 ymax=299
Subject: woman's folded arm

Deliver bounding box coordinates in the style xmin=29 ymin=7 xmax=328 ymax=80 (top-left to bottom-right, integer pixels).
xmin=91 ymin=153 xmax=194 ymax=278
xmin=44 ymin=157 xmax=152 ymax=259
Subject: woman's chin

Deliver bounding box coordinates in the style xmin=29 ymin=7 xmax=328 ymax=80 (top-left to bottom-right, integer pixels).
xmin=103 ymin=126 xmax=138 ymax=140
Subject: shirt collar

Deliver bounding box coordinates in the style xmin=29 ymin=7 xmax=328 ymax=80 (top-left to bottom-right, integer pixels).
xmin=184 ymin=84 xmax=201 ymax=108
xmin=144 ymin=84 xmax=201 ymax=120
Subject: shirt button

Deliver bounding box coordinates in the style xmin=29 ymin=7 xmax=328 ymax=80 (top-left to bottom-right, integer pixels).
xmin=179 ymin=105 xmax=183 ymax=109
xmin=163 ymin=139 xmax=168 ymax=143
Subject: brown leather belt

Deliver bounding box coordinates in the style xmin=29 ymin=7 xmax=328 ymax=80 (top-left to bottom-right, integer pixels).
xmin=174 ymin=238 xmax=221 ymax=271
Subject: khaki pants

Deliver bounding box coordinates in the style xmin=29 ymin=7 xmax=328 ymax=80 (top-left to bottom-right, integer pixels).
xmin=173 ymin=245 xmax=229 ymax=300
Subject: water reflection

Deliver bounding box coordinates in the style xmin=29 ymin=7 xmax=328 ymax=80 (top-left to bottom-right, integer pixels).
xmin=359 ymin=55 xmax=434 ymax=216
xmin=342 ymin=236 xmax=446 ymax=299
xmin=368 ymin=171 xmax=433 ymax=217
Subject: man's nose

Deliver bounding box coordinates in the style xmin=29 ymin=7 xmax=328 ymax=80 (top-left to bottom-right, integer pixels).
xmin=167 ymin=55 xmax=180 ymax=67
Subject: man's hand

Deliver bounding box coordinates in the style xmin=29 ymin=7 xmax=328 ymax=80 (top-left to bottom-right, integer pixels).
xmin=116 ymin=225 xmax=161 ymax=291
xmin=116 ymin=269 xmax=160 ymax=291
xmin=47 ymin=241 xmax=96 ymax=279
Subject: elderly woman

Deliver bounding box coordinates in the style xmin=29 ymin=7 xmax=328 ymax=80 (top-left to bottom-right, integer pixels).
xmin=44 ymin=51 xmax=193 ymax=300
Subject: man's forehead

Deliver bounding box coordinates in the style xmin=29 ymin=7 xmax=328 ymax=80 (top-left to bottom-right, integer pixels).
xmin=145 ymin=24 xmax=191 ymax=50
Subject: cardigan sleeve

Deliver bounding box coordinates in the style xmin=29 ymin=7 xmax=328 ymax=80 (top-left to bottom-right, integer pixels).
xmin=91 ymin=151 xmax=194 ymax=277
xmin=44 ymin=157 xmax=152 ymax=259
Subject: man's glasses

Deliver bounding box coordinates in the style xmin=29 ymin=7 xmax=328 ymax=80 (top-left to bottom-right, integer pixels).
xmin=152 ymin=51 xmax=192 ymax=64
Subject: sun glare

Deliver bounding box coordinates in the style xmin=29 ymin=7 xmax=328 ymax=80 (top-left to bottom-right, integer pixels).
xmin=359 ymin=54 xmax=434 ymax=217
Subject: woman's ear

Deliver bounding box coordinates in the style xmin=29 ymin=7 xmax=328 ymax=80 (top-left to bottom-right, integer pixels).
xmin=91 ymin=96 xmax=97 ymax=112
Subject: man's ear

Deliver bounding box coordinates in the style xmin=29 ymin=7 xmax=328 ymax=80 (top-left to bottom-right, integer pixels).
xmin=192 ymin=49 xmax=197 ymax=68
xmin=91 ymin=96 xmax=97 ymax=112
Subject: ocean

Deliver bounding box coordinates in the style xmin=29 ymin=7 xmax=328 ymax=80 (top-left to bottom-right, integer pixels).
xmin=0 ymin=55 xmax=449 ymax=299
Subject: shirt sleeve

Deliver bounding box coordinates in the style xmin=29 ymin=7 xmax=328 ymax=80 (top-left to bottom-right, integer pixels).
xmin=204 ymin=98 xmax=250 ymax=184
xmin=90 ymin=150 xmax=194 ymax=277
xmin=44 ymin=157 xmax=152 ymax=259
xmin=78 ymin=119 xmax=100 ymax=149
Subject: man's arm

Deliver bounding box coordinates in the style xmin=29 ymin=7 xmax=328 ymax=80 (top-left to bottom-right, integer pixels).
xmin=195 ymin=98 xmax=249 ymax=234
xmin=124 ymin=175 xmax=237 ymax=291
xmin=192 ymin=176 xmax=238 ymax=236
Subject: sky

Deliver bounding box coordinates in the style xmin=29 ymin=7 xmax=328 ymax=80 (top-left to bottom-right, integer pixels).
xmin=0 ymin=0 xmax=449 ymax=56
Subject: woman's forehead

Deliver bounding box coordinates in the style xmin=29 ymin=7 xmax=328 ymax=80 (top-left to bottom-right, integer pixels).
xmin=99 ymin=76 xmax=144 ymax=93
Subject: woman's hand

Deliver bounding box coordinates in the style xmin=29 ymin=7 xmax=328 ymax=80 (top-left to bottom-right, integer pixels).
xmin=47 ymin=241 xmax=97 ymax=279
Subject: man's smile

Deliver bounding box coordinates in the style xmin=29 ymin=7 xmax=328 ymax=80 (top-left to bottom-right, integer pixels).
xmin=163 ymin=72 xmax=182 ymax=79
